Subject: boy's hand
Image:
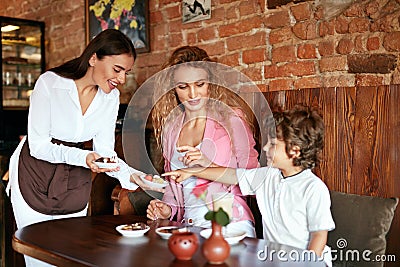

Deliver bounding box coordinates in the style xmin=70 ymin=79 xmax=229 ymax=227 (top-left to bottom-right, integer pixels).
xmin=162 ymin=170 xmax=194 ymax=183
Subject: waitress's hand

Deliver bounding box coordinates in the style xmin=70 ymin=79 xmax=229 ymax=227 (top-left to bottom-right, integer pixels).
xmin=86 ymin=152 xmax=120 ymax=173
xmin=177 ymin=145 xmax=218 ymax=168
xmin=129 ymin=173 xmax=166 ymax=193
xmin=147 ymin=199 xmax=172 ymax=220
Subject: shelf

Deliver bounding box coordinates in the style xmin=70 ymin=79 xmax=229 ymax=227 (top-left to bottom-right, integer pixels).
xmin=3 ymin=99 xmax=29 ymax=108
xmin=3 ymin=85 xmax=34 ymax=90
xmin=3 ymin=62 xmax=41 ymax=68
xmin=1 ymin=16 xmax=44 ymax=113
xmin=1 ymin=40 xmax=40 ymax=48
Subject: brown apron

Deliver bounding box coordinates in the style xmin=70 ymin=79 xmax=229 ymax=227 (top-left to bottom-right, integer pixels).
xmin=18 ymin=138 xmax=92 ymax=215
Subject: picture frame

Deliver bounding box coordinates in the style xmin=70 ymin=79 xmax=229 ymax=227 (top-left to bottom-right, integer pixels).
xmin=182 ymin=0 xmax=211 ymax=24
xmin=85 ymin=0 xmax=150 ymax=53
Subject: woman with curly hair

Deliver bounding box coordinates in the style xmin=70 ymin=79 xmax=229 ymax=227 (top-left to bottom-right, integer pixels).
xmin=146 ymin=46 xmax=259 ymax=236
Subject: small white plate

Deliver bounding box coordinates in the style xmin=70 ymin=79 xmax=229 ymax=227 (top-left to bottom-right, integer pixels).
xmin=155 ymin=226 xmax=179 ymax=240
xmin=140 ymin=174 xmax=169 ymax=189
xmin=94 ymin=157 xmax=119 ymax=169
xmin=200 ymin=228 xmax=247 ymax=245
xmin=95 ymin=162 xmax=120 ymax=169
xmin=116 ymin=223 xmax=150 ymax=238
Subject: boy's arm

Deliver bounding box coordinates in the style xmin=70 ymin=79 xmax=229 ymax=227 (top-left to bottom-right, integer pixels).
xmin=162 ymin=167 xmax=238 ymax=185
xmin=307 ymin=230 xmax=328 ymax=256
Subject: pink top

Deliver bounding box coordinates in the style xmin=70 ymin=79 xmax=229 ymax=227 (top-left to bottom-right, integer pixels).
xmin=162 ymin=110 xmax=259 ymax=223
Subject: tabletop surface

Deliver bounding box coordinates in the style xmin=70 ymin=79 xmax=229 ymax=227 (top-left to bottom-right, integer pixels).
xmin=12 ymin=215 xmax=326 ymax=267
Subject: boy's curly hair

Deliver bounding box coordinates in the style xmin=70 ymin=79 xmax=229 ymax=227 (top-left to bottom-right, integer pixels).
xmin=273 ymin=105 xmax=324 ymax=169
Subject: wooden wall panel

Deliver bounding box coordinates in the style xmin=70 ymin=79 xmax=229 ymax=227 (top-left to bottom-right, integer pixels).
xmin=263 ymin=85 xmax=399 ymax=266
xmin=386 ymin=85 xmax=400 ymax=262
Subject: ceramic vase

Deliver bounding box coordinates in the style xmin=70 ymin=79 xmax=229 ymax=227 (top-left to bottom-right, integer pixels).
xmin=202 ymin=221 xmax=230 ymax=264
xmin=168 ymin=231 xmax=199 ymax=260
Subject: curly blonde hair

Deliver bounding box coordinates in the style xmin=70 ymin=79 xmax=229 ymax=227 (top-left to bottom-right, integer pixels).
xmin=151 ymin=46 xmax=257 ymax=148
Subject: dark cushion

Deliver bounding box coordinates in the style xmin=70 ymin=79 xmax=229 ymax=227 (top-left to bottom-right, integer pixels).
xmin=328 ymin=191 xmax=398 ymax=267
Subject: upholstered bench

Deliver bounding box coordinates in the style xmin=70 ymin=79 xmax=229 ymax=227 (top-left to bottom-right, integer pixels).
xmin=328 ymin=191 xmax=398 ymax=267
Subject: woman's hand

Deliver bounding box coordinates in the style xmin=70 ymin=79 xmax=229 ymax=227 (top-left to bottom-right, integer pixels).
xmin=147 ymin=199 xmax=172 ymax=220
xmin=177 ymin=145 xmax=217 ymax=168
xmin=129 ymin=173 xmax=166 ymax=193
xmin=86 ymin=152 xmax=120 ymax=173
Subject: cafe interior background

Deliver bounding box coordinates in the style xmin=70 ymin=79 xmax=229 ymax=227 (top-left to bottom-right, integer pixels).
xmin=0 ymin=0 xmax=399 ymax=266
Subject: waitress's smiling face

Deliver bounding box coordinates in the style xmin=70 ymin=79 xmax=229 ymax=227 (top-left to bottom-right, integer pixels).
xmin=173 ymin=66 xmax=210 ymax=112
xmin=90 ymin=53 xmax=135 ymax=94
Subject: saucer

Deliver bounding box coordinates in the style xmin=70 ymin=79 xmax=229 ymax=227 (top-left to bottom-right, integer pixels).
xmin=116 ymin=223 xmax=150 ymax=237
xmin=199 ymin=228 xmax=246 ymax=245
xmin=140 ymin=174 xmax=169 ymax=189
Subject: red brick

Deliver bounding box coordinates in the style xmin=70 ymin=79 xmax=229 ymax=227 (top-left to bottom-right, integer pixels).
xmin=165 ymin=5 xmax=181 ymax=20
xmin=264 ymin=10 xmax=291 ymax=29
xmin=282 ymin=61 xmax=316 ymax=76
xmin=169 ymin=20 xmax=184 ymax=33
xmin=170 ymin=32 xmax=183 ymax=48
xmin=218 ymin=53 xmax=239 ymax=67
xmin=197 ymin=27 xmax=216 ymax=42
xmin=257 ymin=84 xmax=268 ymax=92
xmin=354 ymin=35 xmax=364 ymax=52
xmin=381 ymin=0 xmax=399 ymax=15
xmin=219 ymin=16 xmax=263 ymax=38
xmin=268 ymin=79 xmax=293 ymax=91
xmin=226 ymin=6 xmax=237 ymax=20
xmin=208 ymin=7 xmax=225 ymax=24
xmin=319 ymin=56 xmax=347 ymax=72
xmin=290 ymin=2 xmax=311 ymax=21
xmin=318 ymin=40 xmax=335 ymax=56
xmin=322 ymin=75 xmax=355 ymax=87
xmin=198 ymin=42 xmax=225 ymax=57
xmin=294 ymin=76 xmax=322 ymax=89
xmin=314 ymin=5 xmax=324 ymax=20
xmin=335 ymin=16 xmax=349 ymax=34
xmin=336 ymin=38 xmax=354 ymax=54
xmin=297 ymin=44 xmax=316 ymax=59
xmin=272 ymin=45 xmax=296 ymax=63
xmin=137 ymin=52 xmax=167 ymax=68
xmin=243 ymin=49 xmax=266 ymax=64
xmin=242 ymin=67 xmax=262 ymax=81
xmin=365 ymin=1 xmax=380 ymax=17
xmin=269 ymin=27 xmax=294 ymax=45
xmin=186 ymin=32 xmax=197 ymax=44
xmin=292 ymin=21 xmax=317 ymax=40
xmin=344 ymin=2 xmax=364 ymax=17
xmin=367 ymin=36 xmax=380 ymax=51
xmin=264 ymin=65 xmax=280 ymax=79
xmin=150 ymin=11 xmax=163 ymax=24
xmin=348 ymin=18 xmax=370 ymax=33
xmin=227 ymin=32 xmax=266 ymax=51
xmin=239 ymin=1 xmax=258 ymax=17
xmin=355 ymin=74 xmax=383 ymax=86
xmin=383 ymin=32 xmax=400 ymax=52
xmin=319 ymin=20 xmax=335 ymax=37
xmin=159 ymin=0 xmax=177 ymax=5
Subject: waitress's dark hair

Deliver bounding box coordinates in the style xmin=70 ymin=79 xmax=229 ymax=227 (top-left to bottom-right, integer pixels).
xmin=49 ymin=29 xmax=136 ymax=79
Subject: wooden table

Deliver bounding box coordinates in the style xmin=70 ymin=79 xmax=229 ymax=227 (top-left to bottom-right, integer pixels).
xmin=12 ymin=215 xmax=326 ymax=267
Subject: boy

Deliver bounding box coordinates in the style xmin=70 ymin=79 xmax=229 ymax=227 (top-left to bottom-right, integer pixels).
xmin=161 ymin=106 xmax=335 ymax=266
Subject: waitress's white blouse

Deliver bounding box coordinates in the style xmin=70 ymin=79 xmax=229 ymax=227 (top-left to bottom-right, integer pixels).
xmin=7 ymin=71 xmax=140 ymax=194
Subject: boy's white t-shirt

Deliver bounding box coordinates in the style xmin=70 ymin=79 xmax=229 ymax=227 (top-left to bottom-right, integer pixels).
xmin=236 ymin=167 xmax=335 ymax=249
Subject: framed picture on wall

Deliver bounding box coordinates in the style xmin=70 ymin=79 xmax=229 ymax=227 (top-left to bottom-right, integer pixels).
xmin=85 ymin=0 xmax=150 ymax=53
xmin=182 ymin=0 xmax=211 ymax=23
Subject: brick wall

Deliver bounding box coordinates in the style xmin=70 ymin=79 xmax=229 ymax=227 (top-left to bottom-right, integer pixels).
xmin=1 ymin=0 xmax=400 ymax=92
